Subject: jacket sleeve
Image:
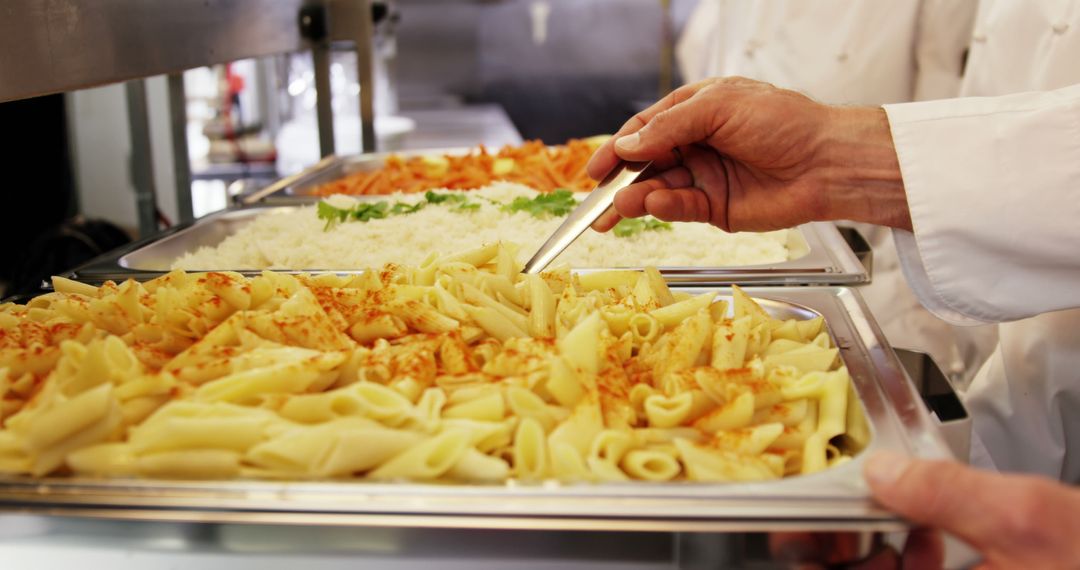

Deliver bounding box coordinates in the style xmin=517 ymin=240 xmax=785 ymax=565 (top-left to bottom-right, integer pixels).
xmin=912 ymin=0 xmax=979 ymax=101
xmin=883 ymin=84 xmax=1080 ymax=324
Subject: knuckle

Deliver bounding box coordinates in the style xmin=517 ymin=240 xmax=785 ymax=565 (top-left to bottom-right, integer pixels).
xmin=642 ymin=112 xmax=677 ymax=144
xmin=698 ymin=84 xmax=723 ymax=104
xmin=671 ymin=84 xmax=698 ymax=104
xmin=646 ymin=110 xmax=671 ymax=131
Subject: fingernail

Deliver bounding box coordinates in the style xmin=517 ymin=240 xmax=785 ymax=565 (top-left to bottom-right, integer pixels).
xmin=863 ymin=450 xmax=911 ymax=488
xmin=614 ymin=132 xmax=641 ymax=152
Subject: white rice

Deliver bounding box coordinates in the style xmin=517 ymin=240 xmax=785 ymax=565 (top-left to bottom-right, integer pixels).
xmin=172 ymin=183 xmax=797 ymax=270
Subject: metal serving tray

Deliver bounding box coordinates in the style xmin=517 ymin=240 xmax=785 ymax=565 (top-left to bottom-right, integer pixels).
xmin=69 ymin=207 xmax=868 ymax=286
xmin=0 ymin=286 xmax=951 ymax=531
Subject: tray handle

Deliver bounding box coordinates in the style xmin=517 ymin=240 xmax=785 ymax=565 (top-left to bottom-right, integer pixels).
xmin=236 ymin=154 xmax=340 ymax=206
xmin=893 ymin=348 xmax=971 ymax=462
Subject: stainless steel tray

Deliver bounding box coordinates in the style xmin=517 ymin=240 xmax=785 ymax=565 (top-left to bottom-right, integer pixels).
xmin=0 ymin=286 xmax=951 ymax=530
xmin=69 ymin=206 xmax=869 ymax=286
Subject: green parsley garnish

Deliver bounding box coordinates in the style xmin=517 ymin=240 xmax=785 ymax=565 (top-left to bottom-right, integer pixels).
xmin=316 ymin=189 xmax=664 ymax=233
xmin=317 ymin=201 xmax=352 ymax=230
xmin=425 ymin=191 xmax=482 ymax=212
xmin=612 ymin=217 xmax=673 ymax=238
xmin=317 ymin=191 xmax=486 ymax=231
xmin=353 ymin=201 xmax=390 ymax=222
xmin=452 ymin=202 xmax=481 ymax=212
xmin=424 ymin=191 xmax=466 ymax=205
xmin=391 ymin=202 xmax=425 ymax=215
xmin=316 ymin=200 xmax=392 ymax=229
xmin=502 ymin=189 xmax=578 ymax=218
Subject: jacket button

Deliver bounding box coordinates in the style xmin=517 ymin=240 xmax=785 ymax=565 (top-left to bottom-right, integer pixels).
xmin=744 ymin=40 xmax=765 ymax=58
xmin=837 ymin=52 xmax=849 ymax=62
xmin=972 ymin=32 xmax=988 ymax=42
xmin=1052 ymin=22 xmax=1069 ymax=34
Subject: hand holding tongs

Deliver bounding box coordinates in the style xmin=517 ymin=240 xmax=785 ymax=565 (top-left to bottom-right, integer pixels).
xmin=522 ymin=161 xmax=652 ymax=274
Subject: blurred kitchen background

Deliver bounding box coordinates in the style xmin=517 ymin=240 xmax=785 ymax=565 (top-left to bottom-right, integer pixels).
xmin=55 ymin=0 xmax=698 ymax=237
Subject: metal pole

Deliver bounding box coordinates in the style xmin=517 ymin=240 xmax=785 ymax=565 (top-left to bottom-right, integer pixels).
xmin=356 ymin=0 xmax=377 ymax=153
xmin=124 ymin=79 xmax=160 ymax=238
xmin=167 ymin=73 xmax=194 ymax=223
xmin=312 ymin=43 xmax=336 ymax=157
xmin=257 ymin=57 xmax=282 ymax=140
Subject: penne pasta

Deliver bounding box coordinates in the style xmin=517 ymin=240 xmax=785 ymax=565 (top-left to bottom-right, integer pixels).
xmin=368 ymin=429 xmax=472 ymax=480
xmin=620 ymin=448 xmax=681 ymax=481
xmin=0 ymin=243 xmax=865 ymax=483
xmin=525 ymin=274 xmax=556 ymax=339
xmin=649 ymin=293 xmax=715 ymax=328
xmin=512 ymin=417 xmax=548 ymax=480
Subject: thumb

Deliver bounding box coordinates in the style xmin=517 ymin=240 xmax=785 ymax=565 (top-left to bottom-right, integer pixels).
xmin=863 ymin=451 xmax=1030 ymax=552
xmin=614 ymin=92 xmax=716 ymax=162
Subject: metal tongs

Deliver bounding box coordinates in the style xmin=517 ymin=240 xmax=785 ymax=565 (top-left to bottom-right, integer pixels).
xmin=522 ymin=160 xmax=652 ymax=274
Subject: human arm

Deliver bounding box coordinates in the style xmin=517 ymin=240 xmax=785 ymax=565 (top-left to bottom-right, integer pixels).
xmin=587 ymin=77 xmax=912 ymax=233
xmin=589 ymin=78 xmax=1080 ymax=323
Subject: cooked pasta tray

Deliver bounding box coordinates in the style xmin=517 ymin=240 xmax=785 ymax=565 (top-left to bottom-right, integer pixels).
xmin=0 ymin=244 xmax=946 ymax=529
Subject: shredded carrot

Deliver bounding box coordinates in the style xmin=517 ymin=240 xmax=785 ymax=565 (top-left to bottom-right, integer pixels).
xmin=308 ymin=138 xmax=605 ymax=196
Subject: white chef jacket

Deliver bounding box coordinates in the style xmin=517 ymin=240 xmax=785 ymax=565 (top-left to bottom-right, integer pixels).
xmin=676 ymin=0 xmax=977 ymax=104
xmin=887 ymin=86 xmax=1080 ymax=321
xmin=886 ymin=0 xmax=1080 ymax=481
xmin=676 ymin=0 xmax=996 ymax=383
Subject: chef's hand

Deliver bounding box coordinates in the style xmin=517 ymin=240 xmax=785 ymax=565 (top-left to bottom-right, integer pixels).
xmin=862 ymin=451 xmax=1080 ymax=569
xmin=587 ymin=77 xmax=913 ymax=233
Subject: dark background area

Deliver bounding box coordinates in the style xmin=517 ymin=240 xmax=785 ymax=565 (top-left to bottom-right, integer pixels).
xmin=0 ymin=95 xmax=128 ymax=296
xmin=0 ymin=95 xmax=77 ymax=293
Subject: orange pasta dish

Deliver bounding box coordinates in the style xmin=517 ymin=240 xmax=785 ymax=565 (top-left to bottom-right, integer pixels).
xmin=310 ymin=137 xmax=608 ymax=196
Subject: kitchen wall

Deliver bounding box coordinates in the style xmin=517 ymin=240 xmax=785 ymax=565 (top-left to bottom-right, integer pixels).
xmin=67 ymin=78 xmax=180 ymax=236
